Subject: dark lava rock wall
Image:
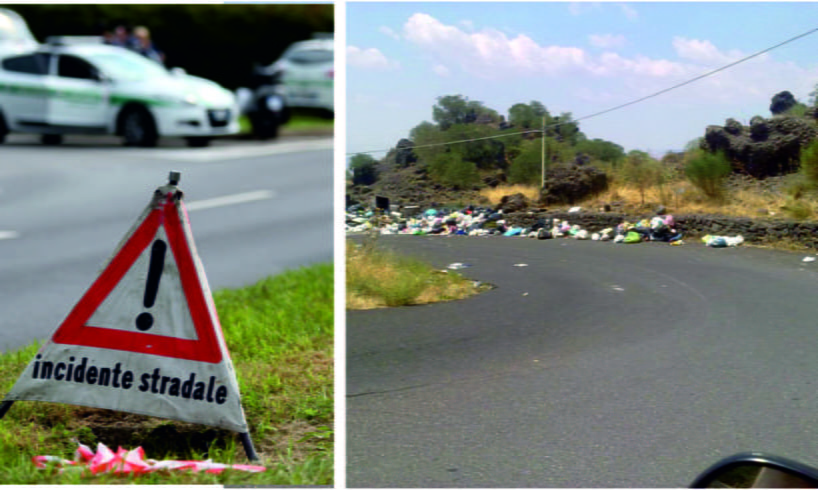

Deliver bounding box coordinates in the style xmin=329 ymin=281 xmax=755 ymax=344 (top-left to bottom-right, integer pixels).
xmin=703 ymin=115 xmax=818 ymax=179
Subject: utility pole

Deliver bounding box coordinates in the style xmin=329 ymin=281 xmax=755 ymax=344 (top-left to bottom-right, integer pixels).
xmin=541 ymin=116 xmax=546 ymax=189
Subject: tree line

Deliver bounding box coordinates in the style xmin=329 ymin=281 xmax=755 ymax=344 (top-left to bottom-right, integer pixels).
xmin=351 ymin=94 xmax=627 ymax=188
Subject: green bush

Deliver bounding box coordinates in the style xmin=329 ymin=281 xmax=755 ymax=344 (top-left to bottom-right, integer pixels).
xmin=622 ymin=151 xmax=663 ymax=205
xmin=428 ymin=153 xmax=480 ymax=189
xmin=350 ymin=153 xmax=378 ymax=186
xmin=799 ymin=139 xmax=818 ymax=188
xmin=508 ymin=139 xmax=544 ymax=185
xmin=786 ymin=103 xmax=809 ymax=117
xmin=684 ymin=150 xmax=732 ymax=199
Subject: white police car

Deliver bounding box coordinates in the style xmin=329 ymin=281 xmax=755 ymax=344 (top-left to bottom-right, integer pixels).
xmin=0 ymin=41 xmax=240 ymax=147
xmin=271 ymin=38 xmax=333 ymax=114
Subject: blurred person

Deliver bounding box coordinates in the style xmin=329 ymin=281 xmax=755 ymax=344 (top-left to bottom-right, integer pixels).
xmin=108 ymin=24 xmax=134 ymax=48
xmin=132 ymin=26 xmax=164 ymax=65
xmin=98 ymin=22 xmax=115 ymax=44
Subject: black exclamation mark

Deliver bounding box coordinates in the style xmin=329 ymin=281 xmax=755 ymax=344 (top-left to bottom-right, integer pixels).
xmin=135 ymin=240 xmax=167 ymax=331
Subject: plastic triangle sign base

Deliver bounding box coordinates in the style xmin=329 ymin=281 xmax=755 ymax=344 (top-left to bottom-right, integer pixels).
xmin=2 ymin=189 xmax=249 ymax=434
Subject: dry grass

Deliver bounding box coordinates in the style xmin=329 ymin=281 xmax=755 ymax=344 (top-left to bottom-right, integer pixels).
xmin=347 ymin=239 xmax=487 ymax=310
xmin=474 ymin=174 xmax=818 ymax=221
xmin=750 ymin=237 xmax=815 ymax=252
xmin=584 ymin=179 xmax=810 ymax=219
xmin=480 ymin=185 xmax=540 ymax=205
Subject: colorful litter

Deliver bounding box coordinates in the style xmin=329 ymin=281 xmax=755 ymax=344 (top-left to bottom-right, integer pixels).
xmin=32 ymin=442 xmax=266 ymax=475
xmin=702 ymin=235 xmax=744 ymax=247
xmin=447 ymin=262 xmax=471 ymax=270
xmin=347 ymin=204 xmax=695 ymax=246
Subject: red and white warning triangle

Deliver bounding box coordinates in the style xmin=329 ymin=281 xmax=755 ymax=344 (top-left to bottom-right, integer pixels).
xmin=4 ymin=182 xmax=249 ymax=433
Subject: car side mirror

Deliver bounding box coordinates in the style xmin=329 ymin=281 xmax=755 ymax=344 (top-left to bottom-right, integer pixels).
xmin=691 ymin=453 xmax=818 ymax=488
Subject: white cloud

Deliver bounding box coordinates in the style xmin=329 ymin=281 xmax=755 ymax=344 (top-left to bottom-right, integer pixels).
xmin=433 ymin=64 xmax=451 ymax=77
xmin=672 ymin=37 xmax=744 ymax=65
xmin=402 ymin=13 xmax=673 ymax=79
xmin=589 ymin=34 xmax=626 ymax=49
xmin=398 ymin=13 xmax=818 ymax=106
xmin=403 ymin=13 xmax=590 ymax=77
xmin=568 ymin=2 xmax=602 ymax=16
xmin=618 ymin=3 xmax=639 ymax=20
xmin=347 ymin=45 xmax=400 ymax=70
xmin=459 ymin=19 xmax=475 ymax=31
xmin=379 ymin=26 xmax=400 ymax=41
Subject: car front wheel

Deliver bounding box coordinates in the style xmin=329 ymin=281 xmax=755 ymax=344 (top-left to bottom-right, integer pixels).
xmin=121 ymin=107 xmax=158 ymax=147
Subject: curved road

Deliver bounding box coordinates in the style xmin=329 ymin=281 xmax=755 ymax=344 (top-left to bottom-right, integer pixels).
xmin=348 ymin=236 xmax=818 ymax=487
xmin=0 ymin=136 xmax=332 ymax=352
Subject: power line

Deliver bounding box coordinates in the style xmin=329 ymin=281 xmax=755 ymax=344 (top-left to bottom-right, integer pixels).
xmin=347 ymin=25 xmax=818 ymax=156
xmin=397 ymin=129 xmax=542 ymax=151
xmin=573 ymin=26 xmax=818 ymax=124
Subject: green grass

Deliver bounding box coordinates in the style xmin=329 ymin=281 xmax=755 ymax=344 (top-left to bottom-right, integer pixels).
xmin=284 ymin=110 xmax=335 ymax=131
xmin=347 ymin=237 xmax=488 ymax=309
xmin=238 ymin=111 xmax=334 ymax=135
xmin=0 ymin=263 xmax=333 ymax=484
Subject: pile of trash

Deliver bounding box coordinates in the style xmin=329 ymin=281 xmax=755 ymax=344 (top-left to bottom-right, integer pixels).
xmin=347 ymin=205 xmax=709 ymax=246
xmin=346 ymin=205 xmax=508 ymax=236
xmin=347 ymin=202 xmax=754 ymax=250
xmin=33 ymin=442 xmax=266 ymax=475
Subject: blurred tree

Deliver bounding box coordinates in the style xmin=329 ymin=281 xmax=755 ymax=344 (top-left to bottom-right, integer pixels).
xmin=685 ymin=150 xmax=731 ymax=199
xmin=508 ymin=101 xmax=550 ymax=129
xmin=11 ymin=5 xmax=333 ymax=90
xmin=350 ymin=153 xmax=378 ymax=186
xmin=622 ymin=150 xmax=662 ymax=205
xmin=409 ymin=121 xmax=446 ymax=166
xmin=432 ymin=95 xmax=499 ymax=130
xmin=443 ymin=123 xmax=510 ymax=171
xmin=428 ymin=152 xmax=480 ymax=189
xmin=508 ymin=139 xmax=545 ymax=185
xmin=549 ymin=112 xmax=582 ymax=146
xmin=574 ymin=138 xmax=625 ymax=164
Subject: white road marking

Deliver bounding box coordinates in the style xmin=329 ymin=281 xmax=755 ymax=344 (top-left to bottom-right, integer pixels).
xmin=611 ymin=285 xmax=625 ymax=292
xmin=0 ymin=230 xmax=19 ymax=240
xmin=185 ymin=190 xmax=275 ymax=212
xmin=129 ymin=138 xmax=333 ymax=162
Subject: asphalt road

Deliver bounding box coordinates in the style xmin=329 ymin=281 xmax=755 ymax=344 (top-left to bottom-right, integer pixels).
xmin=0 ymin=134 xmax=332 ymax=353
xmin=347 ymin=236 xmax=818 ymax=487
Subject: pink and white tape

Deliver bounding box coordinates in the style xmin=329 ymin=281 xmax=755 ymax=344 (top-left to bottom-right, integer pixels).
xmin=33 ymin=442 xmax=266 ymax=475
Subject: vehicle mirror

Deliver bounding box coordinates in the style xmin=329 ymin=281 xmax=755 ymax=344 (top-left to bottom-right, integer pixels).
xmin=692 ymin=453 xmax=818 ymax=488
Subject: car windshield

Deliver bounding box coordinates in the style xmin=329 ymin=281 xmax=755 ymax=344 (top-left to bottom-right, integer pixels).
xmin=286 ymin=48 xmax=333 ymax=64
xmin=82 ymin=50 xmax=169 ymax=81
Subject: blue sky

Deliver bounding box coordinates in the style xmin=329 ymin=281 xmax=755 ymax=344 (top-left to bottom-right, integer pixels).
xmin=347 ymin=2 xmax=818 ymax=158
